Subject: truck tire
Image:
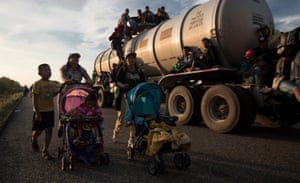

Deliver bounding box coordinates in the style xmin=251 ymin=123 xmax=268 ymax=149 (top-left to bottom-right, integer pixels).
xmin=167 ymin=86 xmax=198 ymax=125
xmin=201 ymin=85 xmax=244 ymax=133
xmin=273 ymin=101 xmax=300 ymax=126
xmin=97 ymin=88 xmax=113 ymax=107
xmin=230 ymin=86 xmax=256 ymax=131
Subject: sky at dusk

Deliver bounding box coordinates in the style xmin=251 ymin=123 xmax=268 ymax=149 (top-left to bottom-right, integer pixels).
xmin=0 ymin=0 xmax=299 ymax=86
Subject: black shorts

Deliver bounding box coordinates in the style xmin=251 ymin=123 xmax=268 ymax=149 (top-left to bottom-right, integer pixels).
xmin=32 ymin=111 xmax=54 ymax=131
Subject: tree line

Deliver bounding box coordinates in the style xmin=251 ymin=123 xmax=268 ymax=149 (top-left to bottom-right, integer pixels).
xmin=0 ymin=77 xmax=24 ymax=95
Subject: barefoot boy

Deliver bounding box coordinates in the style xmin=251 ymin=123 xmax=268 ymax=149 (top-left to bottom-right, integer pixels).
xmin=31 ymin=64 xmax=59 ymax=160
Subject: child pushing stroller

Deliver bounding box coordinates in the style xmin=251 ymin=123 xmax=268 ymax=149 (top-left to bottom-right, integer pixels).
xmin=57 ymin=85 xmax=109 ymax=170
xmin=125 ymin=82 xmax=191 ymax=175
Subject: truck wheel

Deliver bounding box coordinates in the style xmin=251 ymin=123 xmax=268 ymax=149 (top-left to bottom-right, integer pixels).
xmin=168 ymin=86 xmax=197 ymax=125
xmin=230 ymin=86 xmax=256 ymax=131
xmin=201 ymin=85 xmax=241 ymax=133
xmin=97 ymin=88 xmax=106 ymax=107
xmin=97 ymin=88 xmax=113 ymax=107
xmin=273 ymin=101 xmax=300 ymax=126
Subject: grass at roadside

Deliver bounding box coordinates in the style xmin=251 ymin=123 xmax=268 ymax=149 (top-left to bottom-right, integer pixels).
xmin=0 ymin=93 xmax=23 ymax=120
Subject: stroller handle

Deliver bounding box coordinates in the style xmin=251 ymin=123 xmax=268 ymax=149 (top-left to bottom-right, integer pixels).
xmin=59 ymin=81 xmax=92 ymax=93
xmin=63 ymin=117 xmax=102 ymax=124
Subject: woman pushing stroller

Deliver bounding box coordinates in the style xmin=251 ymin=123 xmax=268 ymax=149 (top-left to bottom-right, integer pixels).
xmin=60 ymin=53 xmax=93 ymax=87
xmin=112 ymin=52 xmax=145 ymax=148
xmin=58 ymin=53 xmax=93 ymax=137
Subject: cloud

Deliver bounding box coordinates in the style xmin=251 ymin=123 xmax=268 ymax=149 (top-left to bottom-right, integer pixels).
xmin=267 ymin=0 xmax=300 ymax=31
xmin=0 ymin=0 xmax=299 ymax=86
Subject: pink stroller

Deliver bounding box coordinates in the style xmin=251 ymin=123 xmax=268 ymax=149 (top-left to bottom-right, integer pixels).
xmin=57 ymin=85 xmax=109 ymax=170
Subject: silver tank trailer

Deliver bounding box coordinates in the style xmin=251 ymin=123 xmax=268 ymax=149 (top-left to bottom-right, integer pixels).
xmin=94 ymin=0 xmax=274 ymax=77
xmin=94 ymin=0 xmax=280 ymax=132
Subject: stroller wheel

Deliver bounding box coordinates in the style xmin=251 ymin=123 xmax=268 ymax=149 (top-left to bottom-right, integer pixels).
xmin=183 ymin=153 xmax=191 ymax=168
xmin=156 ymin=155 xmax=165 ymax=174
xmin=138 ymin=139 xmax=147 ymax=154
xmin=147 ymin=155 xmax=165 ymax=176
xmin=148 ymin=157 xmax=158 ymax=175
xmin=68 ymin=162 xmax=73 ymax=170
xmin=97 ymin=152 xmax=110 ymax=166
xmin=127 ymin=147 xmax=134 ymax=160
xmin=61 ymin=157 xmax=66 ymax=171
xmin=102 ymin=153 xmax=110 ymax=166
xmin=173 ymin=153 xmax=191 ymax=169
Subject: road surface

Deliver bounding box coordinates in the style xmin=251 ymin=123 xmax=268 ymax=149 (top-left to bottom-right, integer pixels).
xmin=0 ymin=96 xmax=300 ymax=182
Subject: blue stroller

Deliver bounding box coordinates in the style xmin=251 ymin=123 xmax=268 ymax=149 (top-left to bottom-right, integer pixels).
xmin=57 ymin=85 xmax=109 ymax=170
xmin=125 ymin=82 xmax=191 ymax=175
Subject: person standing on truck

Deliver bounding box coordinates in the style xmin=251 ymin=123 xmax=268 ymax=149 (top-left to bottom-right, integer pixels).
xmin=254 ymin=35 xmax=280 ymax=87
xmin=109 ymin=26 xmax=125 ymax=62
xmin=200 ymin=38 xmax=218 ymax=67
xmin=119 ymin=8 xmax=130 ymax=29
xmin=273 ymin=47 xmax=300 ymax=102
xmin=112 ymin=52 xmax=145 ymax=149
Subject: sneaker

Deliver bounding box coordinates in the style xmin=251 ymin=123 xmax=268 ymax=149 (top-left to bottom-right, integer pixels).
xmin=95 ymin=137 xmax=102 ymax=144
xmin=127 ymin=138 xmax=134 ymax=148
xmin=73 ymin=136 xmax=84 ymax=144
xmin=31 ymin=139 xmax=39 ymax=152
xmin=112 ymin=130 xmax=118 ymax=143
xmin=42 ymin=151 xmax=54 ymax=160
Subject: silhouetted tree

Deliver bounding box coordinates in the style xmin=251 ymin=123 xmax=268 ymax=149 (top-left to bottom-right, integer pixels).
xmin=0 ymin=77 xmax=23 ymax=95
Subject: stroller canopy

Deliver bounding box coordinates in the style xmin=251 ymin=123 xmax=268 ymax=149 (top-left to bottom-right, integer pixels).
xmin=126 ymin=82 xmax=162 ymax=117
xmin=59 ymin=86 xmax=93 ymax=115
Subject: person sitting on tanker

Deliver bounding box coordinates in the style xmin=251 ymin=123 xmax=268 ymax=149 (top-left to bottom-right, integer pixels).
xmin=155 ymin=8 xmax=163 ymax=25
xmin=200 ymin=38 xmax=219 ymax=67
xmin=119 ymin=8 xmax=130 ymax=34
xmin=255 ymin=35 xmax=281 ymax=87
xmin=143 ymin=6 xmax=155 ymax=24
xmin=258 ymin=25 xmax=281 ymax=49
xmin=255 ymin=36 xmax=270 ymax=59
xmin=155 ymin=7 xmax=169 ymax=25
xmin=171 ymin=46 xmax=195 ymax=73
xmin=127 ymin=9 xmax=145 ymax=35
xmin=239 ymin=49 xmax=271 ymax=93
xmin=273 ymin=47 xmax=300 ymax=103
xmin=159 ymin=6 xmax=170 ymax=22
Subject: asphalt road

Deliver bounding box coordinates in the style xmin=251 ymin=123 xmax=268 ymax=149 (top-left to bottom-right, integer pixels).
xmin=0 ymin=96 xmax=300 ymax=183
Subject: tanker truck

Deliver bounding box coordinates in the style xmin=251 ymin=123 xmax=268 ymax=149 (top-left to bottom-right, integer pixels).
xmin=93 ymin=0 xmax=300 ymax=133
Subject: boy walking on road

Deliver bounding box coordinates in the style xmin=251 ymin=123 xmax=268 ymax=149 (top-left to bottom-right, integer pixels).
xmin=31 ymin=64 xmax=60 ymax=160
